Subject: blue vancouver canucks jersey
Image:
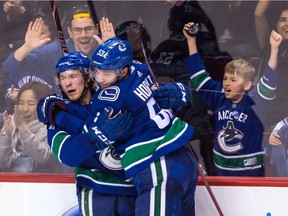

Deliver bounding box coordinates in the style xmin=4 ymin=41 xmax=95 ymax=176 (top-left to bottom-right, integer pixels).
xmin=89 ymin=60 xmax=194 ymax=178
xmin=47 ymin=99 xmax=136 ymax=195
xmin=184 ymin=53 xmax=279 ymax=176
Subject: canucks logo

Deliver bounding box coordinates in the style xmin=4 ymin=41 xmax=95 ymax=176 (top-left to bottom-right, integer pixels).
xmin=99 ymin=147 xmax=122 ymax=170
xmin=217 ymin=121 xmax=244 ymax=153
xmin=98 ymin=86 xmax=120 ymax=101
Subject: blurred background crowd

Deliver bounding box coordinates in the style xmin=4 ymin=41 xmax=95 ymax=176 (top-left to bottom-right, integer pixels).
xmin=0 ymin=0 xmax=287 ymax=177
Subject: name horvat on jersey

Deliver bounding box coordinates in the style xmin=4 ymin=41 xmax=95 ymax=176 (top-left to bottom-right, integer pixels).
xmin=218 ymin=110 xmax=248 ymax=123
xmin=133 ymin=75 xmax=154 ymax=101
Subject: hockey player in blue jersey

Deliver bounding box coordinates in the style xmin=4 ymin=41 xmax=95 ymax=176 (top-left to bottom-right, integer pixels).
xmin=38 ymin=52 xmax=137 ymax=215
xmin=86 ymin=37 xmax=198 ymax=216
xmin=40 ymin=38 xmax=198 ymax=215
xmin=37 ymin=15 xmax=197 ymax=215
xmin=35 ymin=17 xmax=139 ymax=215
xmin=183 ymin=22 xmax=283 ymax=176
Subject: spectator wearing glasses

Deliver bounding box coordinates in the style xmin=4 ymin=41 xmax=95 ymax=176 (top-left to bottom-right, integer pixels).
xmin=3 ymin=4 xmax=101 ymax=110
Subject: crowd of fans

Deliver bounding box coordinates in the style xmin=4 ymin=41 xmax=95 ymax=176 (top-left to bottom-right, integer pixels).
xmin=0 ymin=0 xmax=288 ymax=178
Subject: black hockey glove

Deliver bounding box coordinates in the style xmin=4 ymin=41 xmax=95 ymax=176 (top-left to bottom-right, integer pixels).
xmin=37 ymin=93 xmax=68 ymax=125
xmin=88 ymin=106 xmax=133 ymax=150
xmin=153 ymin=82 xmax=190 ymax=110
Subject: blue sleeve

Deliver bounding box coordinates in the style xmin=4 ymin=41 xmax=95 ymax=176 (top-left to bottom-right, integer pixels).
xmin=4 ymin=52 xmax=28 ymax=89
xmin=183 ymin=53 xmax=222 ymax=110
xmin=183 ymin=53 xmax=206 ymax=77
xmin=54 ymin=111 xmax=85 ymax=134
xmin=48 ymin=126 xmax=98 ymax=167
xmin=254 ymin=65 xmax=279 ymax=100
xmin=3 ymin=41 xmax=72 ymax=91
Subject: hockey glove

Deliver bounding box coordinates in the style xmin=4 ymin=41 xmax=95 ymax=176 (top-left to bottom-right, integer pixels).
xmin=153 ymin=82 xmax=190 ymax=110
xmin=37 ymin=93 xmax=68 ymax=125
xmin=88 ymin=106 xmax=133 ymax=150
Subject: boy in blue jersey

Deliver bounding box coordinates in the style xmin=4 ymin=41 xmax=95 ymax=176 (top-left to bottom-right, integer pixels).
xmin=183 ymin=22 xmax=283 ymax=176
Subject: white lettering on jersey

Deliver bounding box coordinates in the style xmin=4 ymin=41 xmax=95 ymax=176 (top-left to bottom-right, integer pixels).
xmin=218 ymin=110 xmax=248 ymax=123
xmin=134 ymin=81 xmax=152 ymax=101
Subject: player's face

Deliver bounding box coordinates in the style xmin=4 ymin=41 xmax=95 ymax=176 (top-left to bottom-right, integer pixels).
xmin=94 ymin=69 xmax=118 ymax=89
xmin=17 ymin=90 xmax=38 ymax=124
xmin=277 ymin=9 xmax=288 ymax=41
xmin=68 ymin=17 xmax=99 ymax=56
xmin=58 ymin=69 xmax=86 ymax=102
xmin=222 ymin=72 xmax=247 ymax=103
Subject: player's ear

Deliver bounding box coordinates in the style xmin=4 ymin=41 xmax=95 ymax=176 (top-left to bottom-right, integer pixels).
xmin=244 ymin=80 xmax=253 ymax=91
xmin=120 ymin=67 xmax=129 ymax=78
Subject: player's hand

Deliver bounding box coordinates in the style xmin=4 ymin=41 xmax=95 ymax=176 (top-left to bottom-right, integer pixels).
xmin=37 ymin=94 xmax=68 ymax=125
xmin=153 ymin=82 xmax=190 ymax=109
xmin=93 ymin=17 xmax=116 ymax=45
xmin=88 ymin=106 xmax=133 ymax=150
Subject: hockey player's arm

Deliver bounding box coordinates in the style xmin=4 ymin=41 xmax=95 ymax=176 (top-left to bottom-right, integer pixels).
xmin=47 ymin=107 xmax=133 ymax=167
xmin=48 ymin=127 xmax=98 ymax=167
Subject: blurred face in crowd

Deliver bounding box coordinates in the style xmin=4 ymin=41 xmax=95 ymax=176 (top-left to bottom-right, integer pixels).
xmin=40 ymin=22 xmax=52 ymax=40
xmin=277 ymin=9 xmax=288 ymax=41
xmin=68 ymin=17 xmax=99 ymax=56
xmin=17 ymin=90 xmax=38 ymax=124
xmin=58 ymin=69 xmax=91 ymax=104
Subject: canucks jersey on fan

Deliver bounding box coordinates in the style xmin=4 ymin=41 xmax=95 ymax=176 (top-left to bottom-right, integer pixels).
xmin=184 ymin=53 xmax=279 ymax=176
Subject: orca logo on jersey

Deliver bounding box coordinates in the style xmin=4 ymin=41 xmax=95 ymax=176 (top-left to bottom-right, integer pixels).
xmin=98 ymin=86 xmax=120 ymax=101
xmin=99 ymin=147 xmax=122 ymax=170
xmin=217 ymin=121 xmax=244 ymax=153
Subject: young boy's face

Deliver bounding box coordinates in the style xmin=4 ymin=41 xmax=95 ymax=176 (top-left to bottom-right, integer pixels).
xmin=222 ymin=72 xmax=251 ymax=103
